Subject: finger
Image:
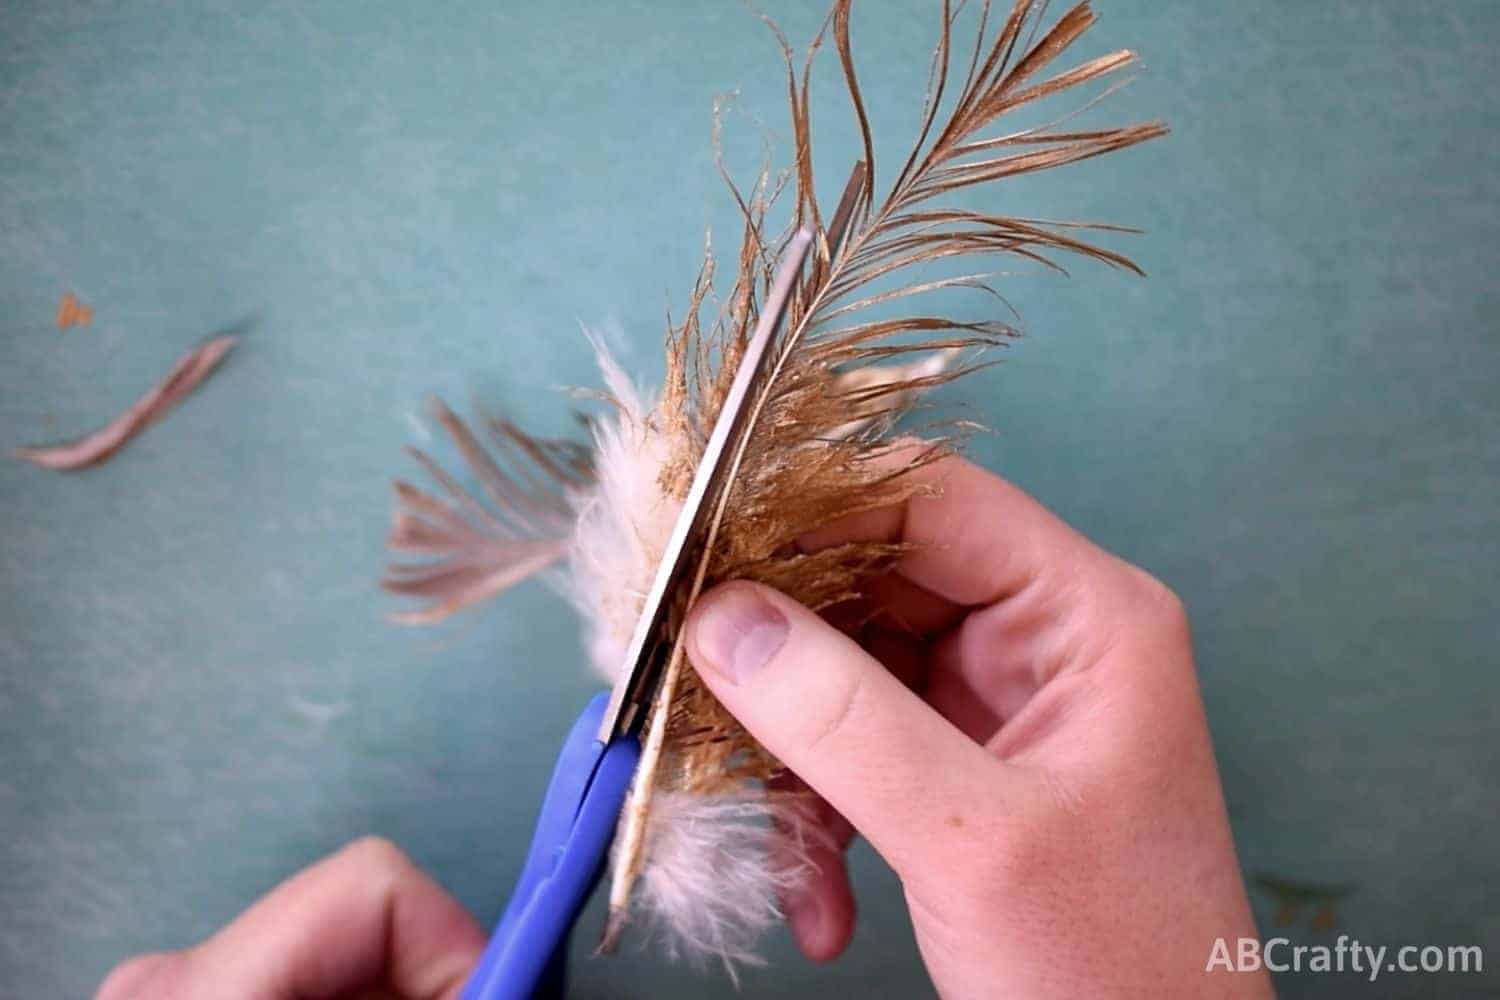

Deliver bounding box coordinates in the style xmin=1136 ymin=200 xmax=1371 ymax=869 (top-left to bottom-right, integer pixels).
xmin=859 ymin=571 xmax=967 ymax=636
xmin=770 ymin=780 xmax=857 ymax=962
xmin=97 ymin=953 xmax=178 ymax=1000
xmin=771 ymin=617 xmax=921 ymax=964
xmin=685 ymin=580 xmax=1037 ymax=885
xmin=182 ymin=837 xmax=483 ymax=999
xmin=801 ymin=447 xmax=1110 ymax=612
xmin=783 ymin=837 xmax=855 ymax=962
xmin=806 ymin=447 xmax=1148 ymax=728
xmin=923 ymin=631 xmax=1006 ymax=742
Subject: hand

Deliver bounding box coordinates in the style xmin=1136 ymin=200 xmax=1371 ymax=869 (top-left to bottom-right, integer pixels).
xmin=685 ymin=452 xmax=1271 ymax=998
xmin=97 ymin=837 xmax=485 ymax=1000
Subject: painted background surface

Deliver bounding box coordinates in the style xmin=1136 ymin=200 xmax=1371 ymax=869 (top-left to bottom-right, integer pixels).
xmin=2 ymin=1 xmax=1496 ymax=996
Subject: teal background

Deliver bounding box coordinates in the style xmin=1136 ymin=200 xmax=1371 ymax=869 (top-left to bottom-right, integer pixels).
xmin=2 ymin=1 xmax=1496 ymax=997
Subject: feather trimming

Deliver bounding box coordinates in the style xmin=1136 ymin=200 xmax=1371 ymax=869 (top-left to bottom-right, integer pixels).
xmin=13 ymin=334 xmax=236 ymax=471
xmin=384 ymin=0 xmax=1166 ymax=971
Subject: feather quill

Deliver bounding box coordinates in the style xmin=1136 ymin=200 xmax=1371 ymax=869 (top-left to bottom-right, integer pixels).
xmin=385 ymin=0 xmax=1165 ymax=970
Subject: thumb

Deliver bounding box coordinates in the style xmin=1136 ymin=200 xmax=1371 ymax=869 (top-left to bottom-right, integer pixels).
xmin=685 ymin=581 xmax=1028 ymax=882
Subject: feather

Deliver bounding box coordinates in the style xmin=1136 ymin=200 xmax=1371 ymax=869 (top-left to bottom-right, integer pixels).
xmin=629 ymin=791 xmax=815 ymax=975
xmin=382 ymin=398 xmax=589 ymax=624
xmin=564 ymin=339 xmax=685 ymax=683
xmin=13 ymin=334 xmax=236 ymax=470
xmin=603 ymin=0 xmax=1166 ymax=959
xmin=383 ymin=0 xmax=1165 ymax=971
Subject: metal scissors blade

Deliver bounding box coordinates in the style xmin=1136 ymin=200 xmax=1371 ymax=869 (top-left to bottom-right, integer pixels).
xmin=597 ymin=228 xmax=814 ymax=743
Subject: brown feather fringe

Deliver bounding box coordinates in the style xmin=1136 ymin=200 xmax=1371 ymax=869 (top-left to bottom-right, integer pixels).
xmin=603 ymin=0 xmax=1166 ymax=940
xmin=638 ymin=0 xmax=1165 ymax=787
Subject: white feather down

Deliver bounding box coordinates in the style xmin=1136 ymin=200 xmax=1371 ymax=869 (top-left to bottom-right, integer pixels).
xmin=565 ymin=338 xmax=683 ymax=685
xmin=563 ymin=339 xmax=804 ymax=969
xmin=632 ymin=791 xmax=811 ymax=975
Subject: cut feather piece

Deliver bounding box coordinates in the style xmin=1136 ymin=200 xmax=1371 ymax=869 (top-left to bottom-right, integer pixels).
xmin=13 ymin=334 xmax=235 ymax=471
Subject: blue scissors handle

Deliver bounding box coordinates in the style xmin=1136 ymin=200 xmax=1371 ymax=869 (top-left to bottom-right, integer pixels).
xmin=461 ymin=693 xmax=641 ymax=1000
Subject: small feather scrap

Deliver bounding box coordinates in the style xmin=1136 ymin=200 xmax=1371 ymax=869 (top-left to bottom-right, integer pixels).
xmin=14 ymin=335 xmax=237 ymax=471
xmin=56 ymin=291 xmax=93 ymax=330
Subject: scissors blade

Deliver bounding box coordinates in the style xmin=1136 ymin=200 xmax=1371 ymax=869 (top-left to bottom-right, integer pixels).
xmin=598 ymin=228 xmax=814 ymax=743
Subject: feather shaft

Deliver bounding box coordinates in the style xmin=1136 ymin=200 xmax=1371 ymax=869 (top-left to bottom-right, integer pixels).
xmin=601 ymin=636 xmax=685 ymax=952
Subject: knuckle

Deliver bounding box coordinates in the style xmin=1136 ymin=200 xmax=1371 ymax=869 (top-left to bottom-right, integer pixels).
xmin=341 ymin=835 xmax=411 ymax=877
xmin=1123 ymin=565 xmax=1190 ymax=639
xmin=1154 ymin=585 xmax=1190 ymax=637
xmin=97 ymin=952 xmax=179 ymax=999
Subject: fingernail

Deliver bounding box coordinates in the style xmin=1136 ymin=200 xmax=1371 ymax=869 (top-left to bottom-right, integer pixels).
xmin=692 ymin=584 xmax=789 ymax=684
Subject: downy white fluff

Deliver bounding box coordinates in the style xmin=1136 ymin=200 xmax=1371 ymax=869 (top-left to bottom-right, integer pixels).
xmin=564 ymin=338 xmax=681 ymax=684
xmin=633 ymin=791 xmax=809 ymax=971
xmin=564 ymin=338 xmax=803 ymax=970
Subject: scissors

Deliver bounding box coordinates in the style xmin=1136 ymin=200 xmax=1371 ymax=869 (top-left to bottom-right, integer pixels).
xmin=459 ymin=227 xmax=815 ymax=1000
